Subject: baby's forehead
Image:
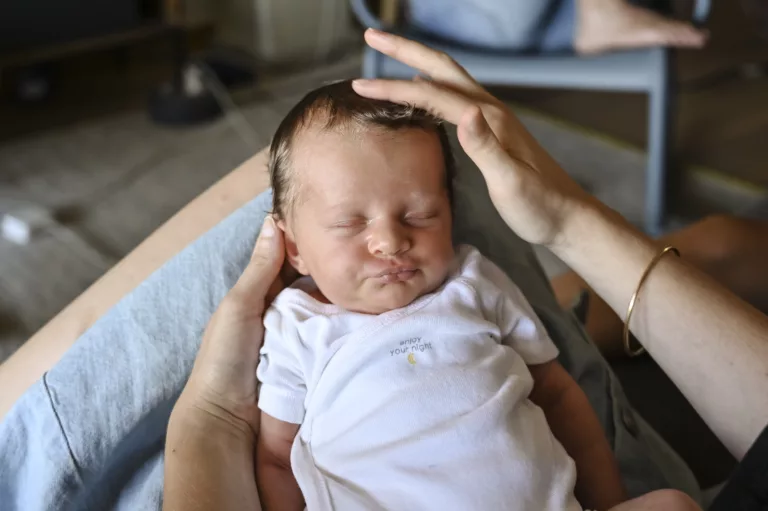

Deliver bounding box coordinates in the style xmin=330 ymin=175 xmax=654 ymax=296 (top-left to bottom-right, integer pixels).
xmin=292 ymin=119 xmax=438 ymax=156
xmin=280 ymin=119 xmax=450 ymax=218
xmin=294 ymin=119 xmax=393 ymax=146
xmin=289 ymin=123 xmax=408 ymax=178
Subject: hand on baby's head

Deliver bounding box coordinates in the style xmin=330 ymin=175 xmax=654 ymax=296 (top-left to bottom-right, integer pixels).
xmin=269 ymin=80 xmax=456 ymax=314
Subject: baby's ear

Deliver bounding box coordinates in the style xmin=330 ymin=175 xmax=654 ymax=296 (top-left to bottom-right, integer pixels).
xmin=277 ymin=219 xmax=310 ymax=276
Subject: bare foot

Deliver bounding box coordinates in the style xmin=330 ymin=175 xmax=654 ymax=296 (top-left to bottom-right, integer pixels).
xmin=575 ymin=0 xmax=708 ymax=54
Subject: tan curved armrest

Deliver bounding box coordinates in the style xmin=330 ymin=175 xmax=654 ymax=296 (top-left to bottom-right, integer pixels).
xmin=0 ymin=148 xmax=270 ymax=421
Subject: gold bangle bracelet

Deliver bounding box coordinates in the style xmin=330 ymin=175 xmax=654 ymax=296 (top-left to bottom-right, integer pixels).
xmin=623 ymin=246 xmax=681 ymax=357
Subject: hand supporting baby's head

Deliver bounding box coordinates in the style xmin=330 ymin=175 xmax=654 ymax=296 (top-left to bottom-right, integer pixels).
xmin=268 ymin=80 xmax=456 ymax=314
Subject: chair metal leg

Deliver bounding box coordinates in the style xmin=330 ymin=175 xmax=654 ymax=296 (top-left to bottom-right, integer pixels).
xmin=362 ymin=47 xmax=380 ymax=79
xmin=645 ymin=47 xmax=676 ymax=235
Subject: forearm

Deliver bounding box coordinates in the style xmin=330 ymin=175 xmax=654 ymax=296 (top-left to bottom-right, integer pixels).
xmin=542 ymin=385 xmax=626 ymax=510
xmin=256 ymin=413 xmax=304 ymax=511
xmin=554 ymin=202 xmax=768 ymax=459
xmin=164 ymin=397 xmax=261 ymax=511
xmin=256 ymin=455 xmax=304 ymax=511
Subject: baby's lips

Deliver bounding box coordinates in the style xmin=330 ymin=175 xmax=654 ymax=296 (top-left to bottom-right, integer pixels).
xmin=377 ymin=269 xmax=418 ymax=283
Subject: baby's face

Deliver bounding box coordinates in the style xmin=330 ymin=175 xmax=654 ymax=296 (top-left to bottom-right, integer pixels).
xmin=281 ymin=126 xmax=454 ymax=314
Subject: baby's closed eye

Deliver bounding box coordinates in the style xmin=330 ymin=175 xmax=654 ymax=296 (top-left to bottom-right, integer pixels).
xmin=404 ymin=211 xmax=439 ymax=227
xmin=326 ymin=210 xmax=440 ymax=234
xmin=329 ymin=217 xmax=369 ymax=234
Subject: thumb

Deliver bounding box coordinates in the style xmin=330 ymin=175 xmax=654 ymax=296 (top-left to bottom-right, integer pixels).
xmin=457 ymin=106 xmax=521 ymax=188
xmin=234 ymin=215 xmax=285 ymax=296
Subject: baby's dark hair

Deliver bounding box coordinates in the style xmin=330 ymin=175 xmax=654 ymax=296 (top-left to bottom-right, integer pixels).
xmin=268 ymin=79 xmax=455 ymax=220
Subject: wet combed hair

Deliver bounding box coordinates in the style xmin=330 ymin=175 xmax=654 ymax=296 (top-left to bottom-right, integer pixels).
xmin=268 ymin=79 xmax=455 ymax=220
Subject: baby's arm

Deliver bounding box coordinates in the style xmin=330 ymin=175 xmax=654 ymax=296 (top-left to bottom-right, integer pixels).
xmin=529 ymin=361 xmax=627 ymax=511
xmin=258 ymin=302 xmax=308 ymax=510
xmin=473 ymin=252 xmax=626 ymax=508
xmin=256 ymin=413 xmax=303 ymax=511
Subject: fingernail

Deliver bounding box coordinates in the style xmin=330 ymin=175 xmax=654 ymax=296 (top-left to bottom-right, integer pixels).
xmin=352 ymin=79 xmax=372 ymax=90
xmin=261 ymin=216 xmax=276 ymax=238
xmin=365 ymin=28 xmax=395 ymax=51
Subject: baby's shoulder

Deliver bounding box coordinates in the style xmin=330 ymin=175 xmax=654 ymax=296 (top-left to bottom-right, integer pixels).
xmin=445 ymin=245 xmax=532 ymax=316
xmin=265 ymin=282 xmax=358 ymax=348
xmin=437 ymin=245 xmax=499 ymax=308
xmin=450 ymin=244 xmax=506 ymax=290
xmin=264 ymin=284 xmax=324 ymax=332
xmin=270 ymin=277 xmax=335 ymax=313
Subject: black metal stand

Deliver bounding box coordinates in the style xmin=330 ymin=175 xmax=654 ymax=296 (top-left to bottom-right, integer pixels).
xmin=147 ymin=26 xmax=221 ymax=126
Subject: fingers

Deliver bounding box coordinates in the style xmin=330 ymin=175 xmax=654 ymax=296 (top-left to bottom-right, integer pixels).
xmin=364 ymin=29 xmax=477 ymax=88
xmin=353 ymin=78 xmax=473 ymax=126
xmin=232 ymin=216 xmax=285 ymax=300
xmin=457 ymin=106 xmax=525 ymax=188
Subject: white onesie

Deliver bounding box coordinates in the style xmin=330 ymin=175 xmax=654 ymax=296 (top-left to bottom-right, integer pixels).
xmin=258 ymin=245 xmax=581 ymax=510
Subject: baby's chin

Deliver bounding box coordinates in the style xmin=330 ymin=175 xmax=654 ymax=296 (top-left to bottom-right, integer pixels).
xmin=318 ymin=263 xmax=452 ymax=314
xmin=360 ymin=292 xmax=419 ymax=314
xmin=313 ymin=280 xmax=423 ymax=314
xmin=351 ymin=279 xmax=439 ymax=315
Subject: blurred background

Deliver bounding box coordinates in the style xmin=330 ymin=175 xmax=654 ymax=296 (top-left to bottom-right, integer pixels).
xmin=2 ymin=0 xmax=767 ymax=365
xmin=1 ymin=0 xmax=767 ymax=490
xmin=1 ymin=2 xmax=767 ymax=351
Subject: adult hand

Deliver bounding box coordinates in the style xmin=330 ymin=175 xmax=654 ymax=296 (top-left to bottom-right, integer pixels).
xmin=352 ymin=29 xmax=594 ymax=248
xmin=165 ymin=216 xmax=293 ymax=511
xmin=176 ymin=215 xmax=289 ymax=436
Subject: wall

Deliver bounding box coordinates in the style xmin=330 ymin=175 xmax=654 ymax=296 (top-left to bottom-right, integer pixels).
xmin=216 ymin=0 xmax=354 ymax=63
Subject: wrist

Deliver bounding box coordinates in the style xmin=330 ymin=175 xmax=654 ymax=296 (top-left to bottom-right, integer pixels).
xmin=549 ymin=196 xmax=651 ymax=259
xmin=169 ymin=390 xmax=258 ymax=445
xmin=164 ymin=391 xmax=261 ymax=511
xmin=547 ymin=197 xmax=611 ymax=255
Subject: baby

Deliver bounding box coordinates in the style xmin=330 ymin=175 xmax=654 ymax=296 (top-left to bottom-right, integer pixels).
xmin=256 ymin=80 xmax=625 ymax=510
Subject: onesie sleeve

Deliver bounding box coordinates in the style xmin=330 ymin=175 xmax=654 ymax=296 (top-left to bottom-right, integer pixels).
xmin=257 ymin=304 xmax=307 ymax=424
xmin=476 ymin=253 xmax=560 ymax=365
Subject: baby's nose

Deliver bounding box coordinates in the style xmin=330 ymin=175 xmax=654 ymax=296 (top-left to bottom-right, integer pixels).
xmin=368 ymin=222 xmax=411 ymax=257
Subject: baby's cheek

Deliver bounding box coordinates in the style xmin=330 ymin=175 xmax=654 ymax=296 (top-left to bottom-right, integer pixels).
xmin=419 ymin=240 xmax=453 ymax=283
xmin=331 ymin=246 xmax=368 ymax=284
xmin=325 ymin=238 xmax=363 ymax=265
xmin=431 ymin=230 xmax=455 ymax=262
